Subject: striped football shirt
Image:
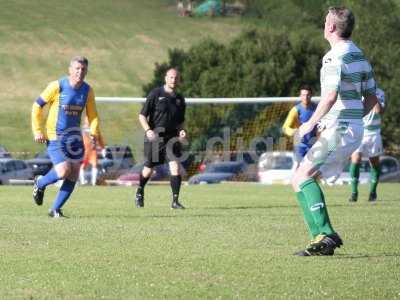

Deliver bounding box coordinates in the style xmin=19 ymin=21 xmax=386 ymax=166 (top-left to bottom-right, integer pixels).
xmin=320 ymin=40 xmax=376 ymax=127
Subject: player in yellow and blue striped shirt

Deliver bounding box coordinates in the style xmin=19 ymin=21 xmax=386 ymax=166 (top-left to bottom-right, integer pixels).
xmin=31 ymin=56 xmax=102 ymax=218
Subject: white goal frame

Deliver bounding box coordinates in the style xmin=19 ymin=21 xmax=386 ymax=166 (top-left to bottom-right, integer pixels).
xmin=96 ymin=96 xmax=321 ymax=104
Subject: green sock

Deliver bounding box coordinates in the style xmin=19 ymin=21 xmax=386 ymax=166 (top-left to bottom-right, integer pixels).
xmin=300 ymin=178 xmax=335 ymax=236
xmin=369 ymin=165 xmax=380 ymax=194
xmin=296 ymin=192 xmax=319 ymax=239
xmin=350 ymin=162 xmax=360 ymax=194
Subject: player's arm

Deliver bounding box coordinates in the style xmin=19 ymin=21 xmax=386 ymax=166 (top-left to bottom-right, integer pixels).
xmin=282 ymin=107 xmax=299 ymax=137
xmin=299 ymin=58 xmax=340 ymax=137
xmin=363 ymin=79 xmax=379 ymax=116
xmin=85 ymin=88 xmax=101 ymax=145
xmin=139 ymin=91 xmax=156 ymax=140
xmin=31 ymin=81 xmax=59 ymax=143
xmin=374 ymin=101 xmax=383 ymax=114
xmin=373 ymin=90 xmax=384 ymax=114
xmin=299 ymin=90 xmax=338 ymax=138
xmin=363 ymin=94 xmax=378 ymax=116
xmin=177 ymin=96 xmax=187 ymax=139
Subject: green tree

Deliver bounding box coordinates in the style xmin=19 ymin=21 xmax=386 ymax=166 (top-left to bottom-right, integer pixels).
xmin=142 ymin=28 xmax=323 ymax=151
xmin=344 ymin=0 xmax=400 ymax=151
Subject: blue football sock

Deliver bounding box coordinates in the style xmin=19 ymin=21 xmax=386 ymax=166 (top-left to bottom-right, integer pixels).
xmin=38 ymin=169 xmax=60 ymax=189
xmin=51 ymin=179 xmax=76 ymax=210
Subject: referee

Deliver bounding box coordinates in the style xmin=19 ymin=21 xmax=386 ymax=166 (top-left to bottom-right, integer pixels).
xmin=135 ymin=68 xmax=187 ymax=209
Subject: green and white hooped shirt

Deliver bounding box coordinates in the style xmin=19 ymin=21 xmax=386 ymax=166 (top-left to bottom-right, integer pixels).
xmin=320 ymin=40 xmax=376 ymax=129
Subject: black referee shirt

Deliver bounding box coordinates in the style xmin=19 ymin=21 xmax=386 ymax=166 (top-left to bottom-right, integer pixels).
xmin=140 ymin=86 xmax=186 ymax=135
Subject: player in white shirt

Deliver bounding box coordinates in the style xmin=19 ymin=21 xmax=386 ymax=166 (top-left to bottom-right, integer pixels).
xmin=348 ymin=88 xmax=385 ymax=202
xmin=290 ymin=6 xmax=378 ymax=256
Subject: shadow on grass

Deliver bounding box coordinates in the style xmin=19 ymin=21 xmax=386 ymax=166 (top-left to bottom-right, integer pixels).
xmin=203 ymin=205 xmax=297 ymax=210
xmin=334 ymin=252 xmax=400 ymax=259
xmin=76 ymin=213 xmax=233 ymax=219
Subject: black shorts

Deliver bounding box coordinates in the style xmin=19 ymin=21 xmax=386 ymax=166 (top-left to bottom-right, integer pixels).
xmin=144 ymin=135 xmax=182 ymax=168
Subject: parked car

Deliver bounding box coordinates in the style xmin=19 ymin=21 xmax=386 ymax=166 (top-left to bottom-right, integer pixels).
xmin=25 ymin=150 xmax=53 ymax=176
xmin=258 ymin=151 xmax=400 ymax=185
xmin=98 ymin=145 xmax=135 ymax=179
xmin=258 ymin=151 xmax=295 ymax=185
xmin=333 ymin=155 xmax=400 ymax=184
xmin=0 ymin=145 xmax=12 ymax=158
xmin=197 ymin=151 xmax=260 ymax=181
xmin=116 ymin=163 xmax=172 ymax=186
xmin=188 ymin=161 xmax=247 ymax=184
xmin=380 ymin=155 xmax=400 ymax=181
xmin=0 ymin=158 xmax=34 ymax=184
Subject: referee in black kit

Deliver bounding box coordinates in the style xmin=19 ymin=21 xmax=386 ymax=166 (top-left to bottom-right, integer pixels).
xmin=135 ymin=68 xmax=187 ymax=209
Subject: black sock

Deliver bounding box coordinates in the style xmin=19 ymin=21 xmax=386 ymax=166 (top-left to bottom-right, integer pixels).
xmin=170 ymin=175 xmax=182 ymax=201
xmin=138 ymin=173 xmax=150 ymax=190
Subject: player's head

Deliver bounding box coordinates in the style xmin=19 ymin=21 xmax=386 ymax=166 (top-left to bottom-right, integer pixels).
xmin=164 ymin=68 xmax=180 ymax=91
xmin=299 ymin=85 xmax=312 ymax=105
xmin=325 ymin=6 xmax=355 ymax=40
xmin=69 ymin=56 xmax=89 ymax=86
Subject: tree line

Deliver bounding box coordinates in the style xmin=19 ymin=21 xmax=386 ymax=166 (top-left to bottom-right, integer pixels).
xmin=144 ymin=0 xmax=400 ymax=152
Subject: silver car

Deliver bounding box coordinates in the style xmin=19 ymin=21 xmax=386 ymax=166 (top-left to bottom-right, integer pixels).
xmin=0 ymin=158 xmax=34 ymax=184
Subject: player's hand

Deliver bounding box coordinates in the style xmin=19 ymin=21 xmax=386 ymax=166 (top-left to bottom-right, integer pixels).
xmin=178 ymin=129 xmax=187 ymax=141
xmin=101 ymin=148 xmax=107 ymax=158
xmin=298 ymin=121 xmax=315 ymax=138
xmin=34 ymin=133 xmax=47 ymax=144
xmin=146 ymin=129 xmax=156 ymax=141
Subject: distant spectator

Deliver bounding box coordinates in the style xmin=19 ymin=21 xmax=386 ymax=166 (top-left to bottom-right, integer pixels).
xmin=177 ymin=0 xmax=185 ymax=16
xmin=187 ymin=1 xmax=194 ymax=16
xmin=177 ymin=0 xmax=193 ymax=17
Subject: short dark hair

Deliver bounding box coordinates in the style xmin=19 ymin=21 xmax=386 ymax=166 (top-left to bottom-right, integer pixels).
xmin=299 ymin=85 xmax=312 ymax=93
xmin=70 ymin=56 xmax=89 ymax=66
xmin=328 ymin=6 xmax=355 ymax=38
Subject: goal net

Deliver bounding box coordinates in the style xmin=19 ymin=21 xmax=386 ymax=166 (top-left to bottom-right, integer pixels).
xmin=96 ymin=97 xmax=318 ymax=181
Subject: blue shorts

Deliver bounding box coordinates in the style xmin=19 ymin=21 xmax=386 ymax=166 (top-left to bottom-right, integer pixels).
xmin=47 ymin=135 xmax=84 ymax=165
xmin=294 ymin=143 xmax=312 ymax=163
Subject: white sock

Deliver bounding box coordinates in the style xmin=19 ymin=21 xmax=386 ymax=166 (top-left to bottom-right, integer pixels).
xmin=79 ymin=168 xmax=86 ymax=185
xmin=91 ymin=167 xmax=98 ymax=186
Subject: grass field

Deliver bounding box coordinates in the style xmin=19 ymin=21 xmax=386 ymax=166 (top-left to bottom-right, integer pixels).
xmin=0 ymin=0 xmax=244 ymax=155
xmin=1 ymin=183 xmax=400 ymax=299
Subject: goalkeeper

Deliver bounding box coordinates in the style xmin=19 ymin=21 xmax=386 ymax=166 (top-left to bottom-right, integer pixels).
xmin=282 ymin=85 xmax=317 ymax=165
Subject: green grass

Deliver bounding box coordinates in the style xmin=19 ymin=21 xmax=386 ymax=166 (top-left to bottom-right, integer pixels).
xmin=0 ymin=0 xmax=244 ymax=155
xmin=1 ymin=183 xmax=400 ymax=299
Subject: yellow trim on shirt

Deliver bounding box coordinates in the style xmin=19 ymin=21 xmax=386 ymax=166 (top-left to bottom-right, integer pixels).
xmin=31 ymin=81 xmax=60 ymax=139
xmin=282 ymin=106 xmax=299 ymax=137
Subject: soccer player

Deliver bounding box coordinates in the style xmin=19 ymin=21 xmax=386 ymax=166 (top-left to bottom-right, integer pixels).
xmin=135 ymin=68 xmax=187 ymax=209
xmin=282 ymin=85 xmax=317 ymax=165
xmin=79 ymin=116 xmax=106 ymax=186
xmin=31 ymin=56 xmax=102 ymax=218
xmin=348 ymin=88 xmax=385 ymax=202
xmin=291 ymin=7 xmax=378 ymax=256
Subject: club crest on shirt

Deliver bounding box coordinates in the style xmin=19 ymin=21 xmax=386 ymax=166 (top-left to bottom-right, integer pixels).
xmin=176 ymin=98 xmax=181 ymax=106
